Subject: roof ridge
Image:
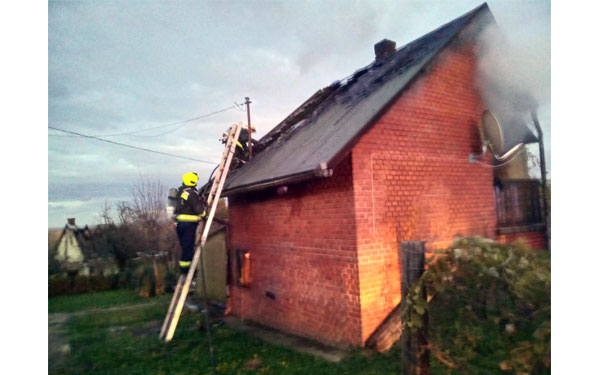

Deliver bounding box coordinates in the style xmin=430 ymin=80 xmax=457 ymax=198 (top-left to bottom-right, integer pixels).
xmin=394 ymin=3 xmax=489 ymax=52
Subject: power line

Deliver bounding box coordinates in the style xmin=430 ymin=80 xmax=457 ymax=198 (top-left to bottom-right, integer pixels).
xmin=105 ymin=105 xmax=238 ymax=137
xmin=48 ymin=104 xmax=239 ymax=138
xmin=233 ymin=101 xmax=246 ymax=112
xmin=48 ymin=126 xmax=218 ymax=164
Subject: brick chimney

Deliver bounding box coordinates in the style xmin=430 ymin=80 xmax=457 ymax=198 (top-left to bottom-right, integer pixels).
xmin=374 ymin=39 xmax=396 ymax=62
xmin=67 ymin=218 xmax=76 ymax=226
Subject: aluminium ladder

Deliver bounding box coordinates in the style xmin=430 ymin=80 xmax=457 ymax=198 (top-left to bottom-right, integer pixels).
xmin=159 ymin=123 xmax=242 ymax=342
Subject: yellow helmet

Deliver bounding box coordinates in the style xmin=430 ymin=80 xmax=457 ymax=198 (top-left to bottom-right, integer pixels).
xmin=182 ymin=172 xmax=198 ymax=186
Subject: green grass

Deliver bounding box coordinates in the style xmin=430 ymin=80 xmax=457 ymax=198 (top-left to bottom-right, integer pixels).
xmin=49 ymin=291 xmax=410 ymax=375
xmin=48 ymin=289 xmax=171 ymax=313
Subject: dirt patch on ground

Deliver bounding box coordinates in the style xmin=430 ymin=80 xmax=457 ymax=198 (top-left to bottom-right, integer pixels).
xmin=130 ymin=319 xmax=163 ymax=338
xmin=48 ymin=301 xmax=168 ymax=374
xmin=48 ymin=313 xmax=72 ymax=374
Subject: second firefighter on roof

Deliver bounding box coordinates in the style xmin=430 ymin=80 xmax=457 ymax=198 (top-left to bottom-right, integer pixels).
xmin=222 ymin=125 xmax=257 ymax=169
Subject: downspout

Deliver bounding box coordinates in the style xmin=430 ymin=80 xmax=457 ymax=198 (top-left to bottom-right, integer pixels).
xmin=530 ymin=109 xmax=550 ymax=251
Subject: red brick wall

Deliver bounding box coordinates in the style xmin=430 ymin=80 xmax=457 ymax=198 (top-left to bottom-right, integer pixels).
xmin=351 ymin=41 xmax=497 ymax=343
xmin=228 ymin=155 xmax=363 ymax=346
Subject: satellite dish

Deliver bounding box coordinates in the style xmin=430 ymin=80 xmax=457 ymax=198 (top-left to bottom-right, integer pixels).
xmin=481 ymin=110 xmax=504 ymax=156
xmin=470 ymin=110 xmax=524 ymax=163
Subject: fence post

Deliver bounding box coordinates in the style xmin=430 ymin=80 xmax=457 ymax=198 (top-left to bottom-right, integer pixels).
xmin=400 ymin=240 xmax=429 ymax=375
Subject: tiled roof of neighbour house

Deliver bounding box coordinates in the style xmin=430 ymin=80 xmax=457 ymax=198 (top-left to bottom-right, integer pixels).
xmin=223 ymin=3 xmax=534 ymax=196
xmin=74 ymin=226 xmax=96 ymax=258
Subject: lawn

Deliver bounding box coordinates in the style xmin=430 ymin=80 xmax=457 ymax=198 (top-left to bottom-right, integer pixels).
xmin=49 ymin=290 xmax=411 ymax=375
xmin=48 ymin=289 xmax=172 ymax=313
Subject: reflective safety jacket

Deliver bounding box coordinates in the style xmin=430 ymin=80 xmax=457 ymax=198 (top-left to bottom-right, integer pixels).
xmin=175 ymin=185 xmax=207 ymax=222
xmin=235 ymin=128 xmax=249 ymax=153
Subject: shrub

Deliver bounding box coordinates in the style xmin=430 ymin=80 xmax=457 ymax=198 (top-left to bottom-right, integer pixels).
xmin=48 ymin=273 xmax=118 ymax=297
xmin=71 ymin=274 xmax=91 ymax=294
xmin=48 ymin=275 xmax=71 ymax=297
xmin=48 ymin=258 xmax=176 ymax=298
xmin=132 ymin=260 xmax=171 ymax=297
xmin=153 ymin=261 xmax=168 ymax=295
xmin=88 ymin=274 xmax=118 ymax=292
xmin=48 ymin=248 xmax=61 ymax=275
xmin=402 ymin=237 xmax=550 ymax=374
xmin=135 ymin=263 xmax=154 ymax=298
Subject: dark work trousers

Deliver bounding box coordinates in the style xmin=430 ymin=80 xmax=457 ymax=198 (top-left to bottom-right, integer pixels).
xmin=176 ymin=221 xmax=198 ymax=274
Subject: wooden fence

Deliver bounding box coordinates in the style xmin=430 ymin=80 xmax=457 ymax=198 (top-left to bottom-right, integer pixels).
xmin=401 ymin=241 xmax=429 ymax=375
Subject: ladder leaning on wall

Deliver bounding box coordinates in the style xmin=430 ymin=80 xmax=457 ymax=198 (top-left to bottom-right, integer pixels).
xmin=159 ymin=123 xmax=242 ymax=343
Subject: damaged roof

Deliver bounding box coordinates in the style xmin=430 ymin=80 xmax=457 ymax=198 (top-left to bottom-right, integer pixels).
xmin=223 ymin=3 xmax=498 ymax=196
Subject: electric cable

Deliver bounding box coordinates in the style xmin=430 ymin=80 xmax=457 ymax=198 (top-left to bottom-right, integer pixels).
xmin=48 ymin=104 xmax=238 ymax=138
xmin=121 ymin=106 xmax=239 ymax=138
xmin=208 ymin=165 xmax=219 ymax=182
xmin=48 ymin=126 xmax=218 ymax=164
xmin=233 ymin=101 xmax=246 ymax=112
xmin=473 ymin=146 xmax=526 ymax=168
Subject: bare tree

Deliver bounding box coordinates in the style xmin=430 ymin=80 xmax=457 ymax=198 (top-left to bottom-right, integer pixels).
xmin=97 ymin=200 xmax=114 ymax=225
xmin=116 ymin=201 xmax=136 ymax=225
xmin=130 ymin=172 xmax=167 ymax=223
xmin=127 ymin=173 xmax=176 ymax=257
xmin=92 ymin=174 xmax=180 ymax=273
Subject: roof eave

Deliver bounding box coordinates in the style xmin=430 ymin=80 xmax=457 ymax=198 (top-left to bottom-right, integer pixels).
xmin=222 ymin=169 xmax=329 ymax=197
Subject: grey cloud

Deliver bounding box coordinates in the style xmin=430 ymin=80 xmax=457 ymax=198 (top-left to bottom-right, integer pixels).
xmin=49 ymin=182 xmax=132 ymax=202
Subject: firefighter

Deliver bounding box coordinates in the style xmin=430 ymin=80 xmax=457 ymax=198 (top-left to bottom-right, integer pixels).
xmin=221 ymin=125 xmax=256 ymax=168
xmin=175 ymin=172 xmax=207 ymax=275
xmin=237 ymin=125 xmax=256 ymax=155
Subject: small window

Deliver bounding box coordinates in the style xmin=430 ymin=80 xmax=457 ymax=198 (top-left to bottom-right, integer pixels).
xmin=235 ymin=249 xmax=251 ymax=286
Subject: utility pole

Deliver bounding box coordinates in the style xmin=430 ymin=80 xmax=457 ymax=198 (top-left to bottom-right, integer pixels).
xmin=245 ymin=97 xmax=253 ymax=159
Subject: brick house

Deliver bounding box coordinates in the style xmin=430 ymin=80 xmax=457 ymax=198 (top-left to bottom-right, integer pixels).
xmin=221 ymin=3 xmax=545 ymax=350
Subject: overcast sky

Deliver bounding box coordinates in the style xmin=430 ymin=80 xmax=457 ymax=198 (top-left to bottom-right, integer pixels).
xmin=47 ymin=0 xmax=551 ymax=228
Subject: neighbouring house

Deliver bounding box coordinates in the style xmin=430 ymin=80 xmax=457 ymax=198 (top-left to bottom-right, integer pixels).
xmin=54 ymin=218 xmax=89 ymax=271
xmin=221 ymin=3 xmax=547 ymax=351
xmin=52 ymin=218 xmax=118 ymax=276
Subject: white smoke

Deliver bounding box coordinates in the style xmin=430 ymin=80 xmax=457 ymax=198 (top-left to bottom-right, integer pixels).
xmin=474 ymin=2 xmax=550 ymax=177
